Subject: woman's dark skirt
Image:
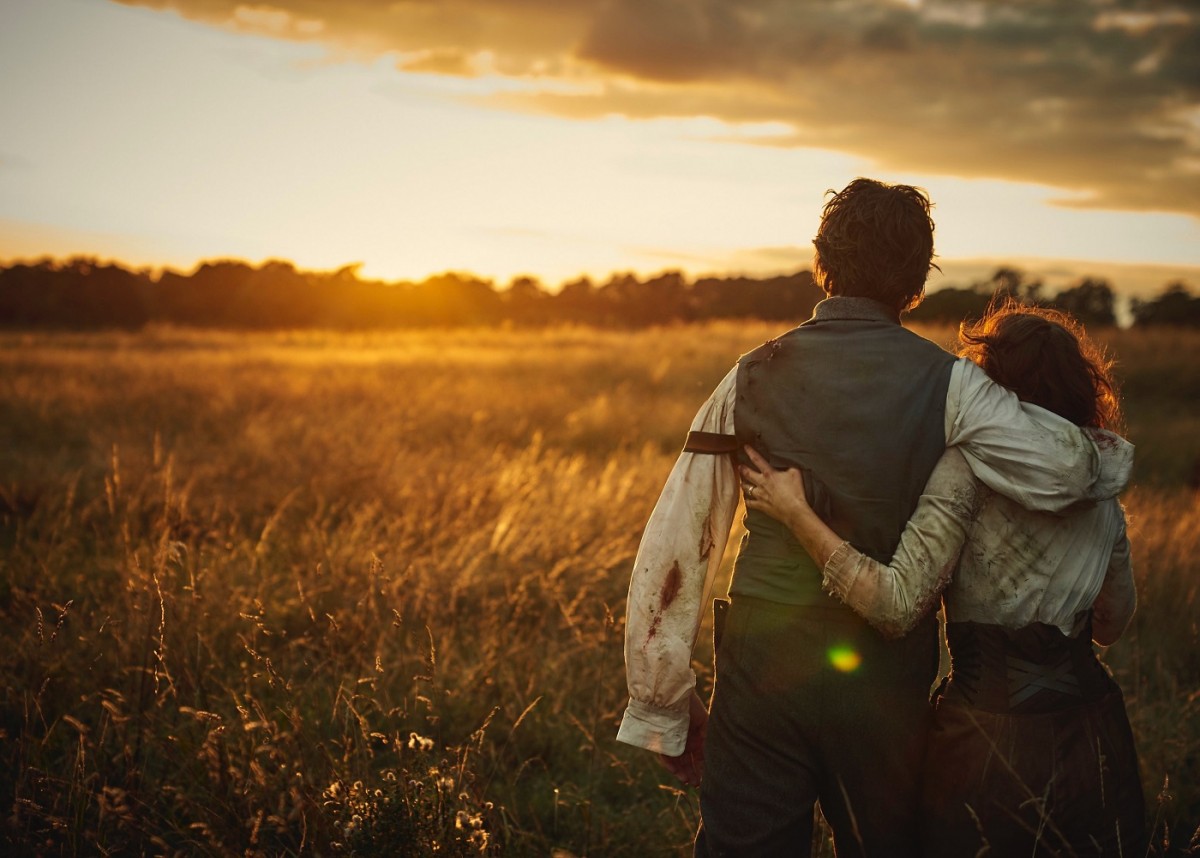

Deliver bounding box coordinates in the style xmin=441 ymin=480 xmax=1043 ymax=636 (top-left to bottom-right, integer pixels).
xmin=920 ymin=620 xmax=1146 ymax=857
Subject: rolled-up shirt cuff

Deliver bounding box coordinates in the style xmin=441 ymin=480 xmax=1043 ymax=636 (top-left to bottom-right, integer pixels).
xmin=820 ymin=540 xmax=858 ymax=600
xmin=616 ymin=698 xmax=689 ymax=756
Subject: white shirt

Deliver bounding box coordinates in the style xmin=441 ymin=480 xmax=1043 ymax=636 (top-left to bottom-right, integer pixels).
xmin=822 ymin=446 xmax=1135 ymax=645
xmin=617 ymin=359 xmax=1134 ymax=756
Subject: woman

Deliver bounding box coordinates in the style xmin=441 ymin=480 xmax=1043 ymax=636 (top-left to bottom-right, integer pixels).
xmin=739 ymin=303 xmax=1145 ymax=856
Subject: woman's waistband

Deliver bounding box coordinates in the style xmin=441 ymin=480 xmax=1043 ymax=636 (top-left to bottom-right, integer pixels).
xmin=941 ymin=617 xmax=1116 ymax=715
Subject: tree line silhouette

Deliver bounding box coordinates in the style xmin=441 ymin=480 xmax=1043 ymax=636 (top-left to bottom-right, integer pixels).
xmin=907 ymin=267 xmax=1200 ymax=329
xmin=0 ymin=257 xmax=1197 ymax=331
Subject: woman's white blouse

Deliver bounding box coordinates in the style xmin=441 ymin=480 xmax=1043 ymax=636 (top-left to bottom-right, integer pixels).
xmin=822 ymin=446 xmax=1136 ymax=645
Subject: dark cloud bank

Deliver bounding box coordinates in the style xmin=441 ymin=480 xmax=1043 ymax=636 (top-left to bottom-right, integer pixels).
xmin=116 ymin=0 xmax=1199 ymax=218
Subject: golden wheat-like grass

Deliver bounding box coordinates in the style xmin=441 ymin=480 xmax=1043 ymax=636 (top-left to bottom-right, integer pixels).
xmin=0 ymin=322 xmax=1195 ymax=856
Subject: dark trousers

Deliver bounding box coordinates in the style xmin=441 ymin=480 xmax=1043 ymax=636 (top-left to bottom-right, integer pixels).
xmin=696 ymin=597 xmax=939 ymax=857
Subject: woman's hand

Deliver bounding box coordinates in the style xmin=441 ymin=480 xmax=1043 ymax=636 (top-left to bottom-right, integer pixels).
xmin=740 ymin=446 xmax=845 ymax=567
xmin=739 ymin=446 xmax=813 ymax=531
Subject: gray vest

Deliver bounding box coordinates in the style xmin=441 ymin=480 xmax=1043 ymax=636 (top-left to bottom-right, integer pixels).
xmin=732 ymin=297 xmax=956 ymax=606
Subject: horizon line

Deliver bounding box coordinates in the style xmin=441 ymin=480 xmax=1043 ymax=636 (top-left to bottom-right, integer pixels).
xmin=2 ymin=250 xmax=1199 ymax=299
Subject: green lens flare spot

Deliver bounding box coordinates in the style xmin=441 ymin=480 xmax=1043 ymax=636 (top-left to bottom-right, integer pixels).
xmin=827 ymin=645 xmax=862 ymax=673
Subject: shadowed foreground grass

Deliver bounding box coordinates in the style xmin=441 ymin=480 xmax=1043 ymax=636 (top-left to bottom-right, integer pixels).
xmin=0 ymin=323 xmax=1196 ymax=855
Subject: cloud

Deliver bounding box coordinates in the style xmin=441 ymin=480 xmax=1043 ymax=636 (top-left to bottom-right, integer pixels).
xmin=113 ymin=0 xmax=1200 ymax=217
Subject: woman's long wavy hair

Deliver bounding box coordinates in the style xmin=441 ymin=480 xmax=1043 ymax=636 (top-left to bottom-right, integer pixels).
xmin=958 ymin=301 xmax=1123 ymax=431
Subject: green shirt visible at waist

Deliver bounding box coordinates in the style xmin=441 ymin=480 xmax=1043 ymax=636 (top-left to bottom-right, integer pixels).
xmin=729 ymin=510 xmax=828 ymax=605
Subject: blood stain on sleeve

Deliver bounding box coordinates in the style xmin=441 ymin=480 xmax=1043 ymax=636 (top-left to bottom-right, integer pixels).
xmin=699 ymin=520 xmax=715 ymax=561
xmin=660 ymin=561 xmax=683 ymax=610
xmin=1086 ymin=428 xmax=1120 ymax=450
xmin=647 ymin=615 xmax=661 ymax=641
xmin=645 ymin=561 xmax=684 ymax=643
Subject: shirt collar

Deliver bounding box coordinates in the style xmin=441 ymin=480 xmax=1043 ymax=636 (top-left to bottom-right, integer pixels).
xmin=810 ymin=296 xmax=901 ymax=324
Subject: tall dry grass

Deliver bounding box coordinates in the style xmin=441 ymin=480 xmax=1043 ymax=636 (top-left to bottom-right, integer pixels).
xmin=0 ymin=322 xmax=1196 ymax=856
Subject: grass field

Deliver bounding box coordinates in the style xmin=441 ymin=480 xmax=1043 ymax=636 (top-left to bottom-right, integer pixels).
xmin=1 ymin=322 xmax=1197 ymax=855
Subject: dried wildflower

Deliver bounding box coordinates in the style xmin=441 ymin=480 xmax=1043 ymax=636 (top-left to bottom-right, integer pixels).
xmin=407 ymin=732 xmax=435 ymax=751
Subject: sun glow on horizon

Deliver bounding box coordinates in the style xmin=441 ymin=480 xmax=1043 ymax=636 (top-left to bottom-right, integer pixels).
xmin=1 ymin=0 xmax=1198 ymax=297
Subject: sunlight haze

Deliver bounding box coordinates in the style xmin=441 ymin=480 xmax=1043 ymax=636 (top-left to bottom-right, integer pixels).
xmin=2 ymin=0 xmax=1198 ymax=294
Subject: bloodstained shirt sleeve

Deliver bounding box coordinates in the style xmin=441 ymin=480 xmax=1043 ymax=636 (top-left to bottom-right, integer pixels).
xmin=821 ymin=447 xmax=980 ymax=639
xmin=1092 ymin=508 xmax=1137 ymax=646
xmin=616 ymin=367 xmax=740 ymax=755
xmin=945 ymin=359 xmax=1134 ymax=510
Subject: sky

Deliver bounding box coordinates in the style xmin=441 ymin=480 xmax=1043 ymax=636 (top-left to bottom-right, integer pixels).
xmin=1 ymin=0 xmax=1198 ymax=296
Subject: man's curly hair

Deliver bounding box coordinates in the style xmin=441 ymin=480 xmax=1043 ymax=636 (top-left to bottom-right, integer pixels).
xmin=812 ymin=178 xmax=938 ymax=312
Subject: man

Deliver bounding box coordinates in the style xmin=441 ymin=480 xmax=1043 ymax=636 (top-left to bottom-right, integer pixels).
xmin=615 ymin=178 xmax=1132 ymax=856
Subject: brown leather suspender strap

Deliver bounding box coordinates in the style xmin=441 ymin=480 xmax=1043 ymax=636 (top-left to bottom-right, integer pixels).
xmin=684 ymin=431 xmax=739 ymax=455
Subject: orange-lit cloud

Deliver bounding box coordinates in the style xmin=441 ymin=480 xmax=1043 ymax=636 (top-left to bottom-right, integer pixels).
xmin=113 ymin=0 xmax=1199 ymax=217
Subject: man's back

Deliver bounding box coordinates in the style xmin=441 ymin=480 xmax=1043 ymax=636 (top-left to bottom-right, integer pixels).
xmin=733 ymin=297 xmax=955 ymax=604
